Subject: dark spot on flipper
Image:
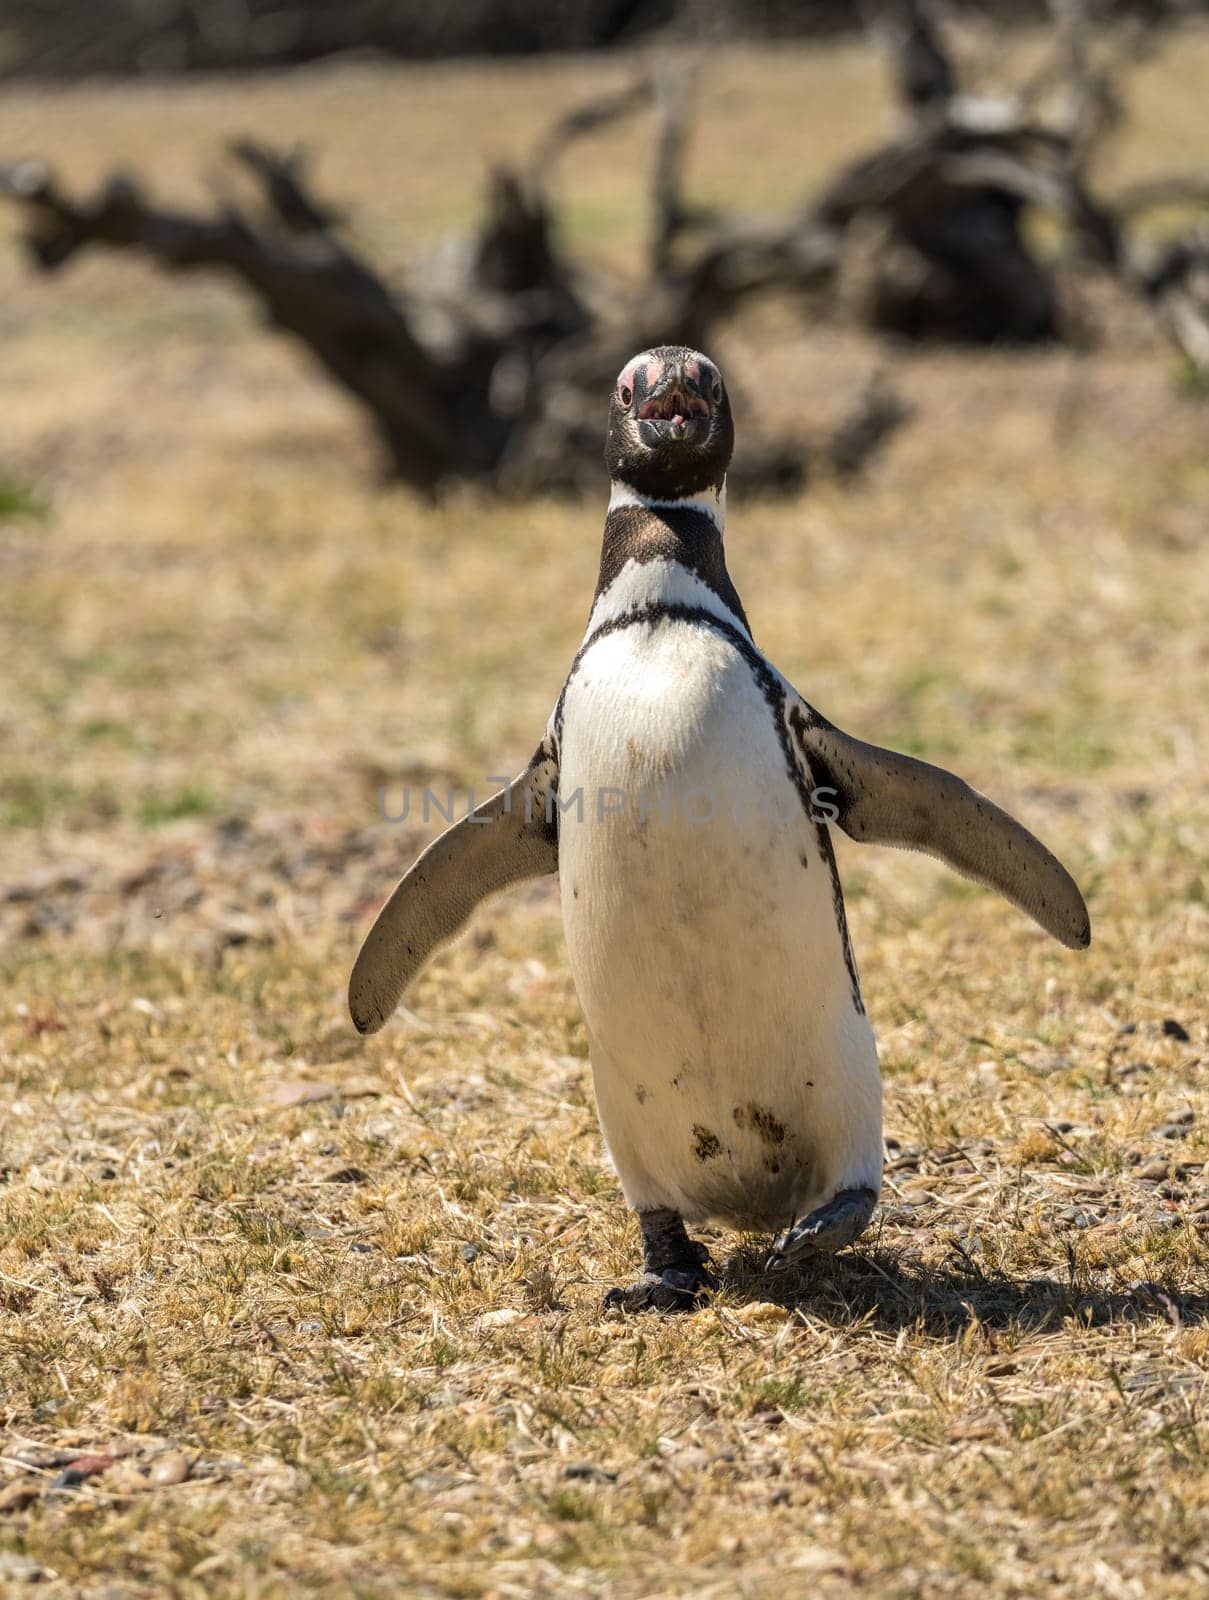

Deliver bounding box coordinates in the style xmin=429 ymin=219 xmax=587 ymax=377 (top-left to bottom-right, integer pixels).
xmin=634 ymin=1083 xmax=648 ymax=1105
xmin=692 ymin=1125 xmax=722 ymax=1161
xmin=799 ymin=852 xmax=809 ymax=869
xmin=572 ymin=884 xmax=579 ymax=899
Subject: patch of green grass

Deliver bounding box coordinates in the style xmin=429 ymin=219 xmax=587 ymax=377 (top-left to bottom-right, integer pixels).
xmin=1173 ymin=358 xmax=1209 ymax=399
xmin=0 ymin=773 xmax=217 ymax=829
xmin=77 ymin=718 xmax=141 ymax=747
xmin=0 ymin=467 xmax=47 ymax=524
xmin=1011 ymin=707 xmax=1118 ymax=773
xmin=134 ymin=784 xmax=217 ymax=827
xmin=0 ymin=772 xmax=120 ymax=828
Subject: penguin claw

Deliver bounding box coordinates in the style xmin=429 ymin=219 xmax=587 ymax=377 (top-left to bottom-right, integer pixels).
xmin=768 ymin=1187 xmax=878 ymax=1269
xmin=603 ymin=1264 xmax=715 ymax=1314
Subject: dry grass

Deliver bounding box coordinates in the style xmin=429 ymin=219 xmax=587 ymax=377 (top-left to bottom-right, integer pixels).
xmin=0 ymin=32 xmax=1207 ymax=1599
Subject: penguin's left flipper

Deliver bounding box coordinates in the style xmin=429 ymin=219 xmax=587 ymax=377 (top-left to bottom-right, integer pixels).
xmin=784 ymin=695 xmax=1091 ymax=951
xmin=349 ymin=742 xmax=559 ymax=1035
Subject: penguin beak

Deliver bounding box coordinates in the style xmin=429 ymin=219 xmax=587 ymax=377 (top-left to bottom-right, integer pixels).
xmin=636 ymin=372 xmax=713 ymax=449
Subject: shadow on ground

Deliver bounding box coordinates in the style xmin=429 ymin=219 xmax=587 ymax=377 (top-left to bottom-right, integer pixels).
xmin=713 ymin=1238 xmax=1208 ymax=1335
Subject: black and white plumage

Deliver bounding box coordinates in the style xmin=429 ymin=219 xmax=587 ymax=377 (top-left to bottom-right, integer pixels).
xmin=350 ymin=344 xmax=1090 ymax=1311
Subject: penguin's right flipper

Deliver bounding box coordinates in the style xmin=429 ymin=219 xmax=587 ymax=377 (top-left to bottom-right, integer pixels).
xmin=349 ymin=742 xmax=559 ymax=1034
xmin=785 ymin=695 xmax=1091 ymax=951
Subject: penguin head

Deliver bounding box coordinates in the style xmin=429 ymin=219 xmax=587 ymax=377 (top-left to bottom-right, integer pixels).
xmin=606 ymin=345 xmax=734 ymax=500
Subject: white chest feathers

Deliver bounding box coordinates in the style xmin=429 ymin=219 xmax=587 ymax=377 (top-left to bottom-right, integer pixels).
xmin=556 ymin=600 xmax=882 ymax=1229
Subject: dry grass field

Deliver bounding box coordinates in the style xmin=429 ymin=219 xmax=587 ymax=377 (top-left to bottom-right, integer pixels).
xmin=0 ymin=30 xmax=1207 ymax=1599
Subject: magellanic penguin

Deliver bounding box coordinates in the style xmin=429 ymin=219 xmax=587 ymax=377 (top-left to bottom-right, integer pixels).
xmin=350 ymin=345 xmax=1091 ymax=1311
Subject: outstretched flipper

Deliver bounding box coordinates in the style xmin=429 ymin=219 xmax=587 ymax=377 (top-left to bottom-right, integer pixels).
xmin=349 ymin=742 xmax=559 ymax=1034
xmin=784 ymin=695 xmax=1091 ymax=950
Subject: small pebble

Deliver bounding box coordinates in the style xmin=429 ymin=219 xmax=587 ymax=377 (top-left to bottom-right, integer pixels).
xmin=1162 ymin=1019 xmax=1191 ymax=1042
xmin=461 ymin=1243 xmax=481 ymax=1264
xmin=1135 ymin=1157 xmax=1170 ymax=1179
xmin=477 ymin=1307 xmax=523 ymax=1329
xmin=1058 ymin=1206 xmax=1094 ymax=1227
xmin=149 ymin=1452 xmax=191 ymax=1487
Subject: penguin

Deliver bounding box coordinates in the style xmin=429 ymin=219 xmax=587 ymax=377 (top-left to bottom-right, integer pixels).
xmin=349 ymin=344 xmax=1090 ymax=1312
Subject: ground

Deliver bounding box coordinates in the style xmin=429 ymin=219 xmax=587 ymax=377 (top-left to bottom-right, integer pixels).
xmin=0 ymin=29 xmax=1206 ymax=1600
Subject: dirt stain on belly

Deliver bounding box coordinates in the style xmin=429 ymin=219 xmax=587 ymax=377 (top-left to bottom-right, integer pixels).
xmin=732 ymin=1102 xmax=787 ymax=1146
xmin=692 ymin=1124 xmax=723 ymax=1161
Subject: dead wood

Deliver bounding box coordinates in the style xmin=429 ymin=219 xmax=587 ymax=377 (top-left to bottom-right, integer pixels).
xmin=3 ymin=5 xmax=1204 ymax=495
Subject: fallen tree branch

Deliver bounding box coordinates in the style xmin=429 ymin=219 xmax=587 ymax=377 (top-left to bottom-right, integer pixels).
xmin=0 ymin=83 xmax=907 ymax=496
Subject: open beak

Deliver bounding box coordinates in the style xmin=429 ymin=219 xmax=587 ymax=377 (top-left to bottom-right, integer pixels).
xmin=636 ymin=373 xmax=713 ymax=448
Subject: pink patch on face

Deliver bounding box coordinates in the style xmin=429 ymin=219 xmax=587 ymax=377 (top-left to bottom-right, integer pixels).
xmin=683 ymin=358 xmax=701 ymax=384
xmin=643 ymin=357 xmax=662 ymax=390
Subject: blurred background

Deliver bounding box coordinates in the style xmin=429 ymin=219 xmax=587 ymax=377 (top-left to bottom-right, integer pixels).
xmin=0 ymin=0 xmax=1206 ymax=973
xmin=0 ymin=0 xmax=1205 ymax=968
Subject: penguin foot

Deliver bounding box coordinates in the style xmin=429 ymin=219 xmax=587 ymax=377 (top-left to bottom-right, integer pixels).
xmin=605 ymin=1206 xmax=714 ymax=1312
xmin=603 ymin=1263 xmax=715 ymax=1314
xmin=768 ymin=1186 xmax=878 ymax=1268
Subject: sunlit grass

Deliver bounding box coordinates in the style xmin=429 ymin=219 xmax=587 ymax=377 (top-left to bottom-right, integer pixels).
xmin=0 ymin=31 xmax=1206 ymax=1600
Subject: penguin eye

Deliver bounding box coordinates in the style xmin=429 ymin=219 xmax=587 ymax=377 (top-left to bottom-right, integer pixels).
xmin=619 ymin=383 xmax=633 ymax=407
xmin=711 ymin=379 xmax=723 ymax=404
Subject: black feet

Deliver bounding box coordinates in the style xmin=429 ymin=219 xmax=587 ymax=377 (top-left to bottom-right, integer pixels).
xmin=768 ymin=1186 xmax=878 ymax=1268
xmin=604 ymin=1207 xmax=714 ymax=1314
xmin=604 ymin=1262 xmax=715 ymax=1313
xmin=604 ymin=1193 xmax=876 ymax=1308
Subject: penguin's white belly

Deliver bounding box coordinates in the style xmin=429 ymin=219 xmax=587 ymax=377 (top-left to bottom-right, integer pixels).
xmin=558 ymin=616 xmax=882 ymax=1230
